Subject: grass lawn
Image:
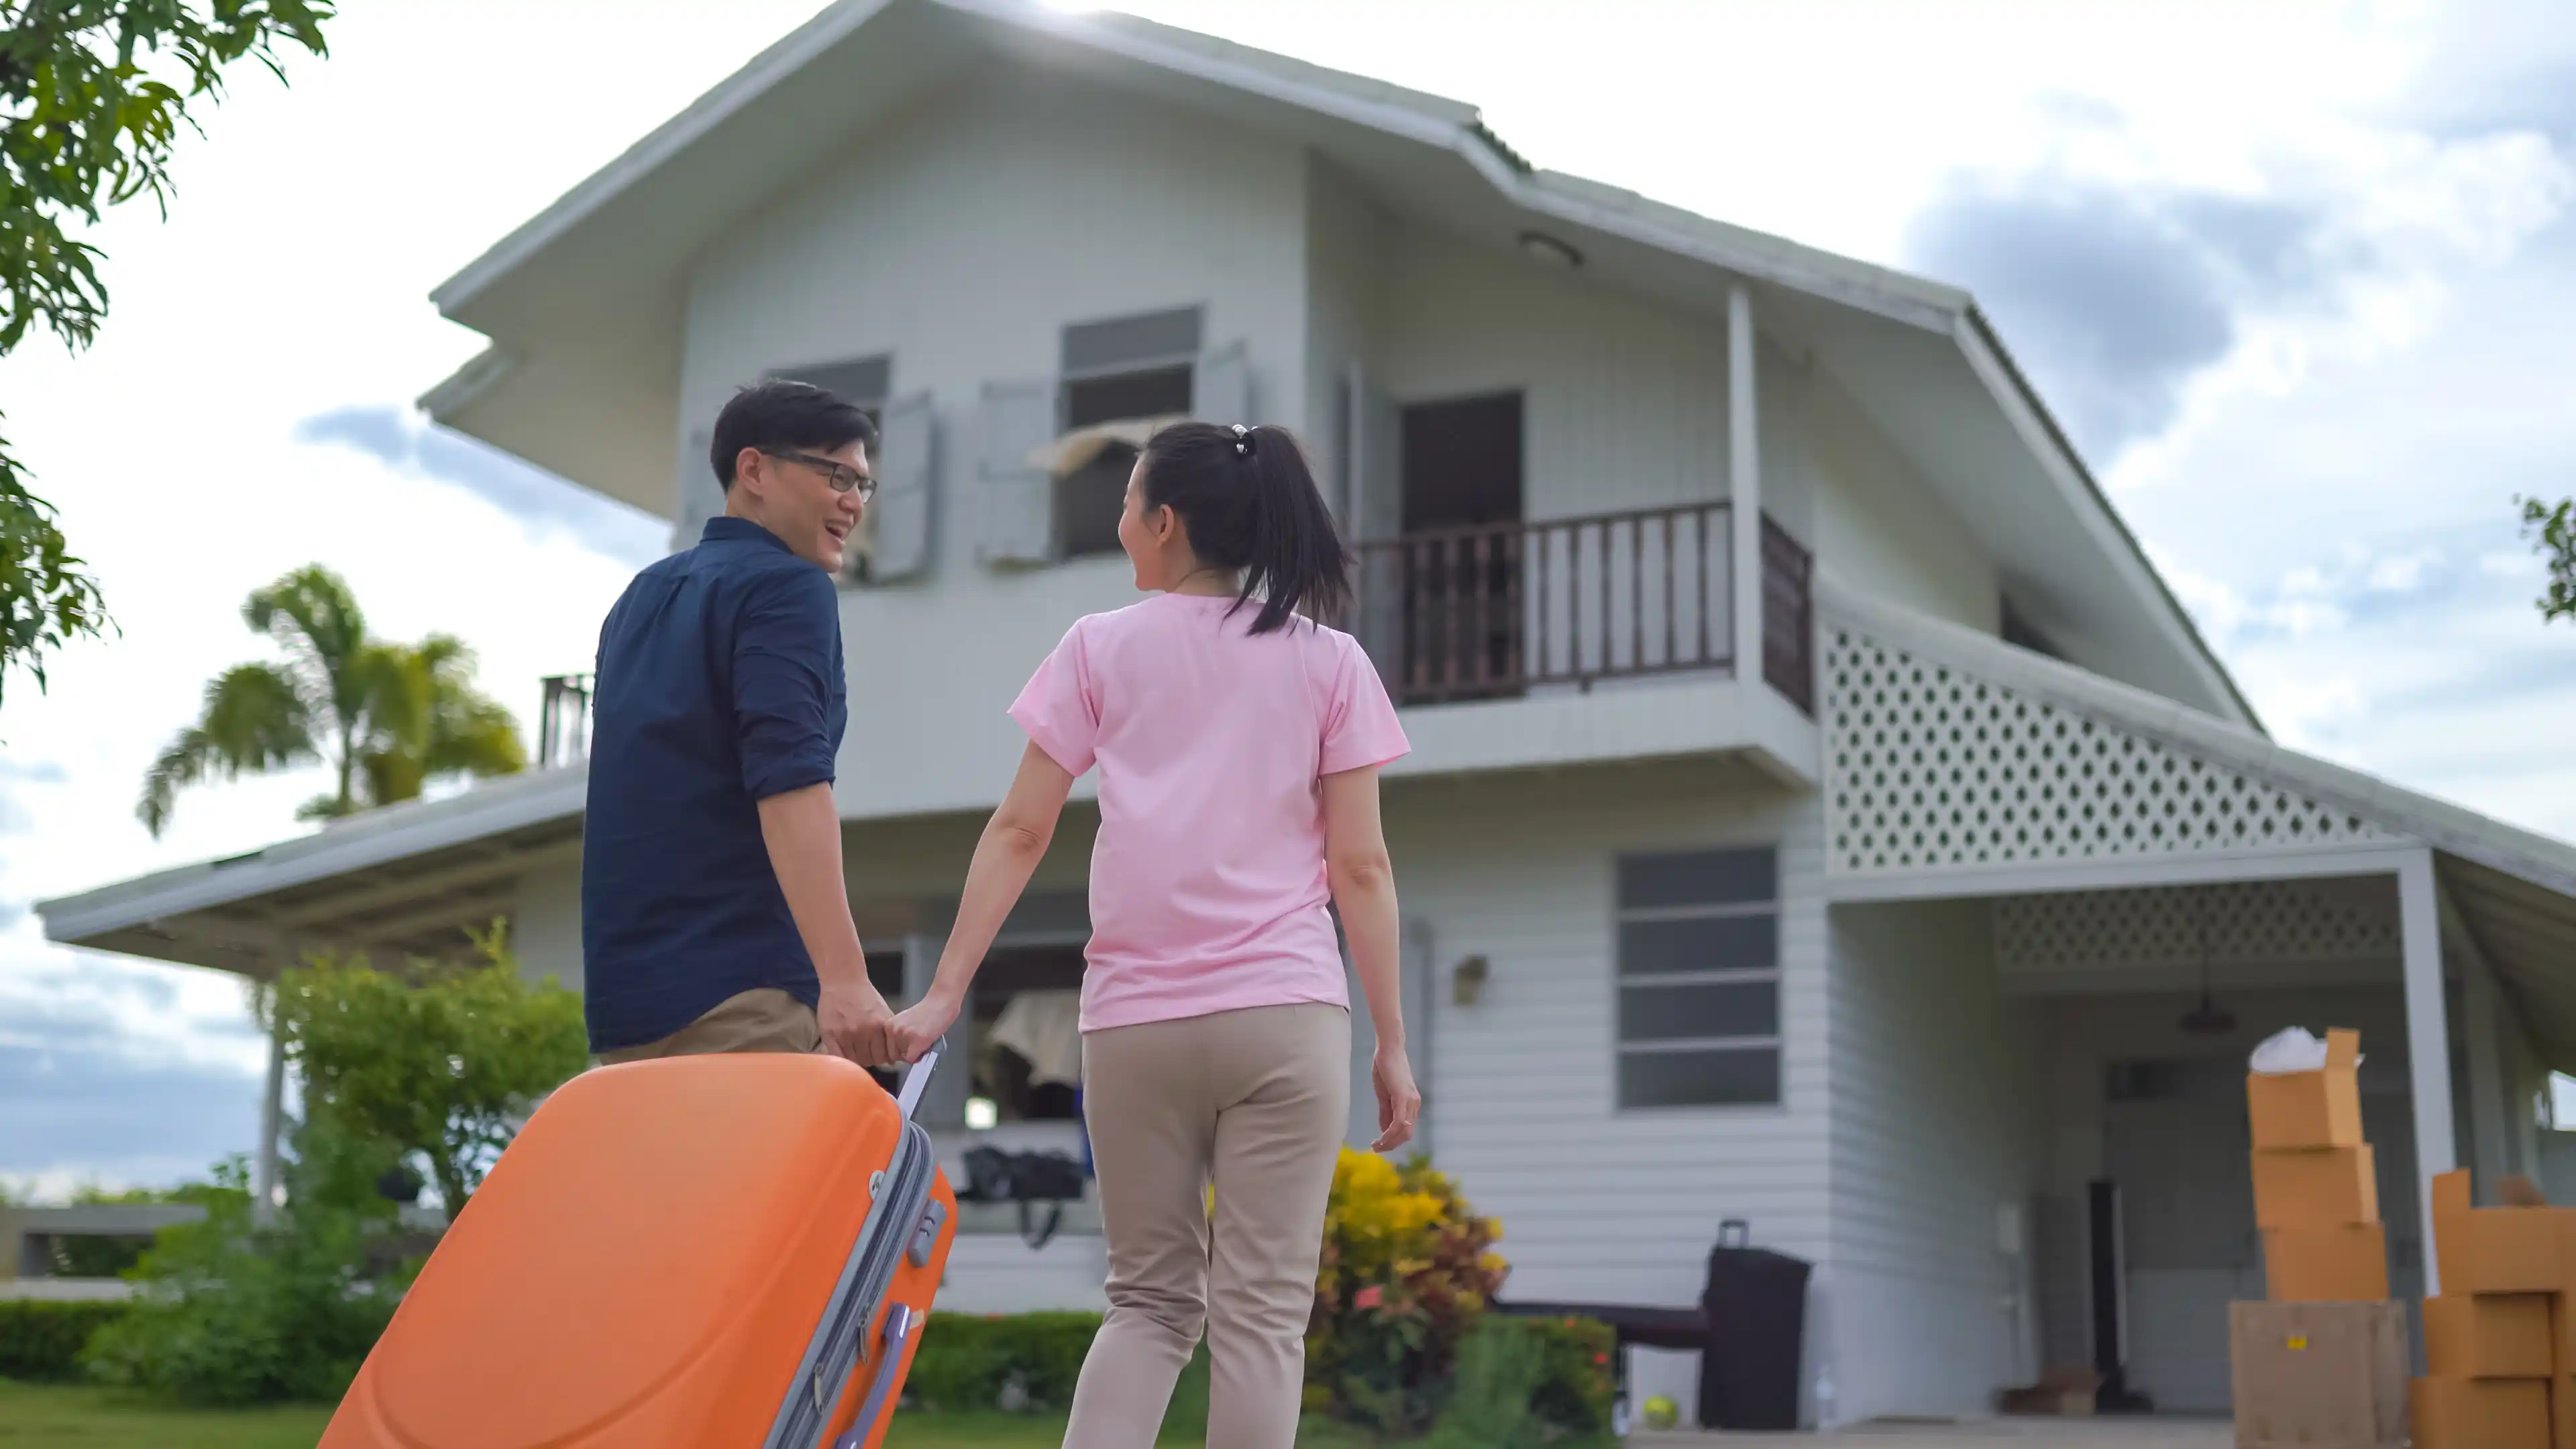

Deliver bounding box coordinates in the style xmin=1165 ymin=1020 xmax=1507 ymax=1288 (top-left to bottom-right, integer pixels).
xmin=0 ymin=1379 xmax=334 ymax=1448
xmin=0 ymin=1379 xmax=1383 ymax=1448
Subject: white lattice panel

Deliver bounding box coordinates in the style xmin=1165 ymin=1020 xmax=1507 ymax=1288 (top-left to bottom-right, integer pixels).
xmin=1827 ymin=626 xmax=2391 ymax=875
xmin=1996 ymin=879 xmax=2400 ymax=974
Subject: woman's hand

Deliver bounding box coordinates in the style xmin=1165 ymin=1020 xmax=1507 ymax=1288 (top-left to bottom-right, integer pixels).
xmin=1371 ymin=1043 xmax=1421 ymax=1154
xmin=886 ymin=987 xmax=963 ymax=1065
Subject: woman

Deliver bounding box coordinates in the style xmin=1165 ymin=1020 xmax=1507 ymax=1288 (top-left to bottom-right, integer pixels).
xmin=886 ymin=421 xmax=1419 ymax=1448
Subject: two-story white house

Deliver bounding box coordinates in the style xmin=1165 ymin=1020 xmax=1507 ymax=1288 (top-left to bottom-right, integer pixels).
xmin=42 ymin=0 xmax=2576 ymax=1428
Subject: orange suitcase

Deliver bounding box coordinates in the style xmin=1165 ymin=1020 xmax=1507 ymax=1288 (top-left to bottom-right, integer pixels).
xmin=321 ymin=1048 xmax=957 ymax=1449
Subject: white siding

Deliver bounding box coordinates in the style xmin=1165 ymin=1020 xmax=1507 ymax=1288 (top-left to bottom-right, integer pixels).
xmin=680 ymin=68 xmax=1312 ymax=822
xmin=1303 ymin=156 xmax=1387 ymax=517
xmin=937 ymin=1234 xmax=1109 ymax=1314
xmin=1804 ymin=367 xmax=1997 ymax=633
xmin=1383 ymin=761 xmax=1829 ymax=1296
xmin=1756 ymin=336 xmax=1815 ymax=545
xmin=1376 ymin=227 xmax=1733 ymax=523
xmin=1823 ymin=899 xmax=2037 ymax=1424
xmin=512 ymin=855 xmax=584 ymax=994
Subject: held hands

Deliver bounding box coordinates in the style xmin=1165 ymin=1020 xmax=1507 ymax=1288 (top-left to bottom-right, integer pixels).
xmin=886 ymin=988 xmax=963 ymax=1066
xmin=1371 ymin=1042 xmax=1421 ymax=1154
xmin=818 ymin=979 xmax=896 ymax=1065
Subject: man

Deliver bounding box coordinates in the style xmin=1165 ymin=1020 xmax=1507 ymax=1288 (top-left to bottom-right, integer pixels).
xmin=582 ymin=380 xmax=894 ymax=1064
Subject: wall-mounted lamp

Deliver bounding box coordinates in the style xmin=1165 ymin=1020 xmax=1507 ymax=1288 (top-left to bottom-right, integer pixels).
xmin=1518 ymin=229 xmax=1584 ymax=270
xmin=1452 ymin=954 xmax=1491 ymax=1007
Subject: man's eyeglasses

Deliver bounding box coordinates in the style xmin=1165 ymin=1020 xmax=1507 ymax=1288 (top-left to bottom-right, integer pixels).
xmin=762 ymin=449 xmax=877 ymax=502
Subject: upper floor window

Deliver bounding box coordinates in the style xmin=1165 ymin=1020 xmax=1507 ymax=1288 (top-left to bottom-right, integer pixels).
xmin=773 ymin=355 xmax=894 ymax=584
xmin=767 ymin=356 xmax=936 ymax=588
xmin=1057 ymin=307 xmax=1201 ymax=557
xmin=775 ymin=354 xmax=891 ymax=428
xmin=1613 ymin=847 xmax=1782 ymax=1109
xmin=974 ymin=310 xmax=1246 ymax=569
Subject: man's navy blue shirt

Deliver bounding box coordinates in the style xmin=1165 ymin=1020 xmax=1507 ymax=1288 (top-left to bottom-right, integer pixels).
xmin=582 ymin=517 xmax=847 ymax=1052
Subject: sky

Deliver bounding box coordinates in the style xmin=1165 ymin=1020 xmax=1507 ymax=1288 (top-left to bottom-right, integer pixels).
xmin=6 ymin=0 xmax=2576 ymax=1197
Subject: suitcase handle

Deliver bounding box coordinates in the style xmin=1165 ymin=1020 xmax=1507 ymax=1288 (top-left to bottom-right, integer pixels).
xmin=1718 ymin=1218 xmax=1750 ymax=1250
xmin=831 ymin=1302 xmax=916 ymax=1449
xmin=896 ymin=1048 xmax=941 ymax=1122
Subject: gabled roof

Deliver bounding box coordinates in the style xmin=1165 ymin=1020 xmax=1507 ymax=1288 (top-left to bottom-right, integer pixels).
xmin=421 ymin=0 xmax=2255 ymax=727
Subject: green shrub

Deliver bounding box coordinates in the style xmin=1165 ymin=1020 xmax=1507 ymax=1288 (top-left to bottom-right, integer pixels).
xmin=901 ymin=1311 xmax=1218 ymax=1431
xmin=79 ymin=1146 xmax=409 ymax=1407
xmin=0 ymin=1300 xmax=130 ymax=1381
xmin=904 ymin=1311 xmax=1104 ymax=1411
xmin=1424 ymin=1316 xmax=1617 ymax=1448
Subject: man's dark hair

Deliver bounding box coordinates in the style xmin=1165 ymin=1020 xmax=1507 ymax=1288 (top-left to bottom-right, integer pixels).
xmin=710 ymin=380 xmax=880 ymax=490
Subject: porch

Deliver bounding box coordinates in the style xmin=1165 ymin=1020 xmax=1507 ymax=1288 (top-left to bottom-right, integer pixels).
xmin=1808 ymin=578 xmax=2576 ymax=1426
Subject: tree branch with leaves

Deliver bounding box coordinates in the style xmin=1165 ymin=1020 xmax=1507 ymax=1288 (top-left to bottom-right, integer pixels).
xmin=2526 ymin=496 xmax=2575 ymax=625
xmin=1 ymin=0 xmax=337 ymax=709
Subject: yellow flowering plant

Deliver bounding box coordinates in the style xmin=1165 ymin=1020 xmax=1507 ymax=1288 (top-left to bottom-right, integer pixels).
xmin=1303 ymin=1146 xmax=1510 ymax=1434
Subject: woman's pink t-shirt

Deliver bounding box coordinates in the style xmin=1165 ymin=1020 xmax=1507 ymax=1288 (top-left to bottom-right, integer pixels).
xmin=1008 ymin=592 xmax=1410 ymax=1032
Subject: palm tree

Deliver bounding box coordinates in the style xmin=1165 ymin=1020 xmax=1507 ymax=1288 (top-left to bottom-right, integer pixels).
xmin=138 ymin=566 xmax=526 ymax=838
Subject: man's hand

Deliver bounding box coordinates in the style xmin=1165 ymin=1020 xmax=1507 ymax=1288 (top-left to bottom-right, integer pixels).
xmin=888 ymin=987 xmax=963 ymax=1065
xmin=819 ymin=977 xmax=896 ymax=1065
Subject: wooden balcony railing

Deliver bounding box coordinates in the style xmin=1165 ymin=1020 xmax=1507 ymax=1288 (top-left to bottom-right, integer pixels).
xmin=1353 ymin=500 xmax=1816 ymax=714
xmin=537 ymin=673 xmax=594 ymax=769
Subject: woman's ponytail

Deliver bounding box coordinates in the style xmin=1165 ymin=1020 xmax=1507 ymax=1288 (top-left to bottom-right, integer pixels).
xmin=1138 ymin=421 xmax=1351 ymax=635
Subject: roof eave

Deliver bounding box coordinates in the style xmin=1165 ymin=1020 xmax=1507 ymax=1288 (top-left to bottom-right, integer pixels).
xmin=36 ymin=769 xmax=589 ymax=945
xmin=1953 ymin=303 xmax=2264 ymax=733
xmin=429 ymin=0 xmax=903 ymax=323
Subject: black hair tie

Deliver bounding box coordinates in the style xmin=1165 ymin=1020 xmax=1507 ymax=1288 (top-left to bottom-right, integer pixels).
xmin=1230 ymin=423 xmax=1256 ymax=459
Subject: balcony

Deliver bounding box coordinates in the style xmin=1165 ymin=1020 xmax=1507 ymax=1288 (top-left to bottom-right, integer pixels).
xmin=1352 ymin=502 xmax=1813 ymax=714
xmin=527 ymin=503 xmax=1821 ymax=812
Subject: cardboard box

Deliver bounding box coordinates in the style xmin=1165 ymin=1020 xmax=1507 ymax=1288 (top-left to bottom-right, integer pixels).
xmin=2231 ymin=1301 xmax=2408 ymax=1448
xmin=2262 ymin=1223 xmax=2390 ymax=1302
xmin=2247 ymin=1027 xmax=2365 ymax=1150
xmin=2414 ymin=1376 xmax=2551 ymax=1449
xmin=2426 ymin=1293 xmax=2555 ymax=1379
xmin=2432 ymin=1169 xmax=2565 ymax=1295
xmin=2252 ymin=1144 xmax=2378 ymax=1228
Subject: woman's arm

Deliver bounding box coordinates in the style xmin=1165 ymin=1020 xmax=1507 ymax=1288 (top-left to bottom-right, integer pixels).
xmin=1323 ymin=764 xmax=1418 ymax=1152
xmin=887 ymin=743 xmax=1077 ymax=1061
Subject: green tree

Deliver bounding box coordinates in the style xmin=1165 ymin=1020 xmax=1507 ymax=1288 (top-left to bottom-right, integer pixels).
xmin=260 ymin=924 xmax=589 ymax=1216
xmin=2527 ymin=496 xmax=2575 ymax=624
xmin=137 ymin=564 xmax=527 ymax=837
xmin=3 ymin=2 xmax=339 ymax=711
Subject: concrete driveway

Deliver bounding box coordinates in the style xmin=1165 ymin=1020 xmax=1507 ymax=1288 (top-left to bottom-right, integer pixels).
xmin=1631 ymin=1418 xmax=2232 ymax=1448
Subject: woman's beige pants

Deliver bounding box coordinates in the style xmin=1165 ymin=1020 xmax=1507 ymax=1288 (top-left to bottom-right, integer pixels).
xmin=1064 ymin=1002 xmax=1351 ymax=1449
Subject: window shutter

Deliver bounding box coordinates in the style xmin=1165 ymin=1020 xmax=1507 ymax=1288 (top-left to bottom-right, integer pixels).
xmin=673 ymin=425 xmax=719 ymax=551
xmin=1193 ymin=340 xmax=1250 ymax=427
xmin=867 ymin=391 xmax=936 ymax=582
xmin=976 ymin=378 xmax=1057 ymax=566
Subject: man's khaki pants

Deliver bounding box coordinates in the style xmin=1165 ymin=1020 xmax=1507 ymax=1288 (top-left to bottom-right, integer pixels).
xmin=597 ymin=987 xmax=820 ymax=1063
xmin=1065 ymin=1002 xmax=1350 ymax=1449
